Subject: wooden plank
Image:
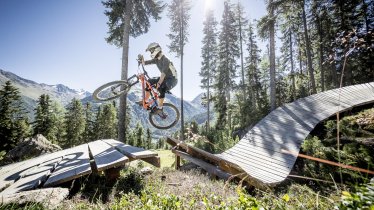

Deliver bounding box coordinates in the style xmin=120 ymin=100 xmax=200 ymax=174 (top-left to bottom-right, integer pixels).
xmin=224 ymin=144 xmax=296 ymax=170
xmin=43 ymin=144 xmax=91 ymax=187
xmin=0 ymin=157 xmax=62 ymax=195
xmin=172 ymin=149 xmax=231 ymax=180
xmin=103 ymin=139 xmax=160 ymax=167
xmin=224 ymin=142 xmax=297 ymax=165
xmin=258 ymin=113 xmax=318 ymax=131
xmin=103 ymin=139 xmax=157 ymax=159
xmin=223 ymin=145 xmax=295 ymax=173
xmin=227 ymin=141 xmax=299 ymax=160
xmin=0 ymin=150 xmax=73 ymax=191
xmin=332 ymin=87 xmax=370 ymax=102
xmin=250 ymin=126 xmax=310 ymax=142
xmin=220 ymin=154 xmax=292 ymax=179
xmin=243 ymin=132 xmax=305 ymax=152
xmin=88 ymin=140 xmax=128 ymax=172
xmin=220 ymin=153 xmax=288 ymax=183
xmin=286 ymin=100 xmax=343 ymax=119
xmin=0 ymin=162 xmax=28 ymax=176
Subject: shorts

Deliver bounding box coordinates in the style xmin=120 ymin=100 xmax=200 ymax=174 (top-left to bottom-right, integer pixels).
xmin=147 ymin=77 xmax=177 ymax=98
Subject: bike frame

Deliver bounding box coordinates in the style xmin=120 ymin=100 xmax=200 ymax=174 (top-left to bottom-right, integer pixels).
xmin=128 ymin=63 xmax=160 ymax=111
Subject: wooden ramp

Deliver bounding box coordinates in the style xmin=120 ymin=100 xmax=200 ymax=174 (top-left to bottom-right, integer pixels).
xmin=0 ymin=140 xmax=159 ymax=196
xmin=169 ymin=82 xmax=374 ymax=185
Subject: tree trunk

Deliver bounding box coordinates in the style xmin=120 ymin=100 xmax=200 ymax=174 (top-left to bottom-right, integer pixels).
xmin=301 ymin=0 xmax=316 ymax=94
xmin=180 ymin=1 xmax=185 ymax=141
xmin=317 ymin=16 xmax=325 ymax=92
xmin=290 ymin=30 xmax=295 ymax=101
xmin=362 ymin=0 xmax=369 ymax=32
xmin=298 ymin=37 xmax=303 ymax=74
xmin=238 ymin=9 xmax=246 ymax=98
xmin=269 ymin=3 xmax=276 ymax=111
xmin=207 ymin=79 xmax=210 ymax=133
xmin=118 ymin=0 xmax=132 ymax=143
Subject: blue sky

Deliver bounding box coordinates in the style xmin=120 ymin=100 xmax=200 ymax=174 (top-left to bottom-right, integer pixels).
xmin=0 ymin=0 xmax=266 ymax=101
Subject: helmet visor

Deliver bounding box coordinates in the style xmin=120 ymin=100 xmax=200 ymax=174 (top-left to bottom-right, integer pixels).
xmin=149 ymin=47 xmax=156 ymax=53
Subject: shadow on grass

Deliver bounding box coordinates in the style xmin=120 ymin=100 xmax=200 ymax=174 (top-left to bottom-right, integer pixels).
xmin=68 ymin=169 xmax=144 ymax=204
xmin=0 ymin=203 xmax=45 ymax=210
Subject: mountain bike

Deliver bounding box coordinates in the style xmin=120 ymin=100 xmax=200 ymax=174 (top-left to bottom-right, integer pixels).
xmin=93 ymin=55 xmax=180 ymax=130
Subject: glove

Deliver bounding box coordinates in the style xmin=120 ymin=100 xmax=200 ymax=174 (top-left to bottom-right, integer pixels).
xmin=137 ymin=54 xmax=144 ymax=65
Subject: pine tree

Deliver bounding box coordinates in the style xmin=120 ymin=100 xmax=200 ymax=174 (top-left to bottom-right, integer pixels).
xmin=200 ymin=9 xmax=218 ymax=132
xmin=0 ymin=81 xmax=30 ymax=151
xmin=278 ymin=1 xmax=299 ymax=101
xmin=258 ymin=0 xmax=276 ymax=111
xmin=102 ymin=0 xmax=165 ymax=143
xmin=214 ymin=1 xmax=239 ymax=130
xmin=134 ymin=123 xmax=144 ymax=148
xmin=145 ymin=128 xmax=152 ymax=149
xmin=83 ymin=102 xmax=95 ymax=143
xmin=300 ymin=0 xmax=317 ymax=94
xmin=95 ymin=103 xmax=118 ymax=140
xmin=33 ymin=94 xmax=57 ymax=141
xmin=167 ymin=0 xmax=191 ymax=140
xmin=235 ymin=2 xmax=248 ymax=97
xmin=64 ymin=98 xmax=85 ymax=147
xmin=49 ymin=101 xmax=65 ymax=145
xmin=245 ymin=21 xmax=267 ymax=122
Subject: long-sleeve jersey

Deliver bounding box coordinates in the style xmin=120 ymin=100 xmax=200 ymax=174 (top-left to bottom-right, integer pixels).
xmin=144 ymin=54 xmax=177 ymax=79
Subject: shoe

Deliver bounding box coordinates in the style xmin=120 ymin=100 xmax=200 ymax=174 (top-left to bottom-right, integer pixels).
xmin=137 ymin=100 xmax=146 ymax=106
xmin=152 ymin=107 xmax=163 ymax=114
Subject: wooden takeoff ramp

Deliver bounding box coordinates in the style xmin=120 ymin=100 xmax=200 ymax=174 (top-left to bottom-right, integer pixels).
xmin=0 ymin=140 xmax=159 ymax=196
xmin=169 ymin=82 xmax=374 ymax=185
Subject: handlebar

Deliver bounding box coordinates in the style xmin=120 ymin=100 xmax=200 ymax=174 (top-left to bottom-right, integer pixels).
xmin=136 ymin=54 xmax=150 ymax=79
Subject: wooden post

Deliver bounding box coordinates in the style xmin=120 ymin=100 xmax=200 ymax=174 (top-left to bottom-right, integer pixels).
xmin=104 ymin=167 xmax=122 ymax=182
xmin=175 ymin=155 xmax=180 ymax=169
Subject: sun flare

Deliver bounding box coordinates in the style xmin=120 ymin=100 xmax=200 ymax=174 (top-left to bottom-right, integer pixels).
xmin=204 ymin=0 xmax=214 ymax=11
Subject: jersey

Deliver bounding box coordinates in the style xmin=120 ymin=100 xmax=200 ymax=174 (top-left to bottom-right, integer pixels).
xmin=144 ymin=54 xmax=177 ymax=79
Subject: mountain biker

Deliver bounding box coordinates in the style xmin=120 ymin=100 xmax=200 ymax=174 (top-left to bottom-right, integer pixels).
xmin=139 ymin=42 xmax=178 ymax=113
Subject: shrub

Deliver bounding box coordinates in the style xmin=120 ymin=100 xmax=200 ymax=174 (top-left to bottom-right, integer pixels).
xmin=336 ymin=179 xmax=374 ymax=210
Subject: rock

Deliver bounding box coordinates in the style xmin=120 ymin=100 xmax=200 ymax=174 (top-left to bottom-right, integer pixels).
xmin=3 ymin=134 xmax=61 ymax=164
xmin=0 ymin=187 xmax=69 ymax=209
xmin=140 ymin=167 xmax=153 ymax=175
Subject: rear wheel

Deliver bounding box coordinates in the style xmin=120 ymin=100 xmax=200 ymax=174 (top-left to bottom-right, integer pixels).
xmin=93 ymin=80 xmax=130 ymax=101
xmin=149 ymin=103 xmax=180 ymax=129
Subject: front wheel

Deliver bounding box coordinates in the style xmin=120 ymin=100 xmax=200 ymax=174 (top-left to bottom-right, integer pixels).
xmin=93 ymin=80 xmax=130 ymax=101
xmin=149 ymin=103 xmax=180 ymax=129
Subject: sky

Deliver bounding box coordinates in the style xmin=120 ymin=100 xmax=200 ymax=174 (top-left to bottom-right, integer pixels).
xmin=0 ymin=0 xmax=266 ymax=101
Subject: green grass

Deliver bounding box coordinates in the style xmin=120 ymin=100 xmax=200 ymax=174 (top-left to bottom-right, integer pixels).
xmin=129 ymin=149 xmax=176 ymax=169
xmin=155 ymin=149 xmax=175 ymax=168
xmin=54 ymin=167 xmax=344 ymax=209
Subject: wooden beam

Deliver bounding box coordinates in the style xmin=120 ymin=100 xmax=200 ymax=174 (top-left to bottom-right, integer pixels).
xmin=141 ymin=156 xmax=161 ymax=168
xmin=172 ymin=149 xmax=231 ymax=180
xmin=167 ymin=137 xmax=222 ymax=164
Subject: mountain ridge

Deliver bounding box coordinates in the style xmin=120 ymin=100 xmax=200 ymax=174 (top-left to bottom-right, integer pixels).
xmin=0 ymin=69 xmax=211 ymax=136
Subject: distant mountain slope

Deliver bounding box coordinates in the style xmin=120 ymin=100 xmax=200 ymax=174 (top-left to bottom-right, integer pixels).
xmin=0 ymin=69 xmax=90 ymax=105
xmin=0 ymin=69 xmax=211 ymax=137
